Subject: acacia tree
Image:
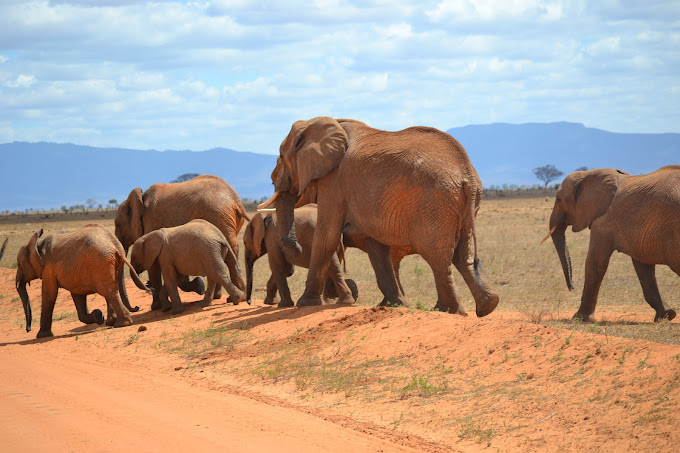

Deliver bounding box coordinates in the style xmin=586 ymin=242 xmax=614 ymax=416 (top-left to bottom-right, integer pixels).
xmin=532 ymin=165 xmax=564 ymax=189
xmin=171 ymin=173 xmax=200 ymax=183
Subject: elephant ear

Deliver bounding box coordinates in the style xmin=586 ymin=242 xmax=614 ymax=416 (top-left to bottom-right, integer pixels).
xmin=28 ymin=229 xmax=44 ymax=278
xmin=250 ymin=214 xmax=266 ymax=257
xmin=571 ymin=169 xmax=621 ymax=232
xmin=295 ymin=117 xmax=348 ymax=196
xmin=139 ymin=231 xmax=165 ymax=271
xmin=126 ymin=188 xmax=144 ymax=242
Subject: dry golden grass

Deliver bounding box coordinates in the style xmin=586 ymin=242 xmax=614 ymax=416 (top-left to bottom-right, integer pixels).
xmin=2 ymin=196 xmax=678 ymax=343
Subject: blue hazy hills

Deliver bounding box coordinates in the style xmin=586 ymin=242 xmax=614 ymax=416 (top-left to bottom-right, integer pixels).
xmin=1 ymin=122 xmax=678 ymax=211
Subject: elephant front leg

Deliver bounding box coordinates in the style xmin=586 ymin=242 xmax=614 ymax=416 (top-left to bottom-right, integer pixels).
xmin=37 ymin=282 xmax=59 ymax=338
xmin=72 ymin=293 xmax=105 ymax=326
xmin=263 ymin=275 xmax=279 ymax=305
xmin=575 ymin=242 xmax=613 ymax=322
xmin=161 ymin=269 xmax=185 ymax=315
xmin=632 ymin=259 xmax=677 ymax=322
xmin=148 ymin=262 xmax=164 ymax=310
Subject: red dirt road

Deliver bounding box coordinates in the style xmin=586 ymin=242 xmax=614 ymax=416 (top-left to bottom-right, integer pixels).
xmin=2 ymin=267 xmax=680 ymax=452
xmin=1 ymin=336 xmax=424 ymax=453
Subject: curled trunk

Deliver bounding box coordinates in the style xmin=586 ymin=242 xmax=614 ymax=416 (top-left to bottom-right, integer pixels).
xmin=16 ymin=280 xmax=32 ymax=332
xmin=551 ymin=225 xmax=574 ymax=290
xmin=275 ymin=191 xmax=303 ymax=257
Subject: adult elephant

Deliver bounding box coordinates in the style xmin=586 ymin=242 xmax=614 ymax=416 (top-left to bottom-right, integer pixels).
xmin=544 ymin=166 xmax=679 ymax=323
xmin=259 ymin=117 xmax=499 ymax=316
xmin=115 ymin=175 xmax=249 ymax=310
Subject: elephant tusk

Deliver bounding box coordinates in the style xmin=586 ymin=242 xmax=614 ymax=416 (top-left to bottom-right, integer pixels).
xmin=258 ymin=207 xmax=277 ymax=212
xmin=540 ymin=225 xmax=558 ymax=244
xmin=257 ymin=192 xmax=280 ymax=211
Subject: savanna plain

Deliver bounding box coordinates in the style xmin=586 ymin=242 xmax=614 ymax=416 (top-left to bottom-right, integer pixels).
xmin=1 ymin=196 xmax=679 ymax=452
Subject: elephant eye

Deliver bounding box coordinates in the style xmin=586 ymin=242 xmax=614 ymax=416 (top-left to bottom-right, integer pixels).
xmin=295 ymin=135 xmax=304 ymax=149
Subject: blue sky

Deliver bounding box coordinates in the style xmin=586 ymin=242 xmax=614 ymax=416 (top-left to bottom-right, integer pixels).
xmin=0 ymin=0 xmax=678 ymax=154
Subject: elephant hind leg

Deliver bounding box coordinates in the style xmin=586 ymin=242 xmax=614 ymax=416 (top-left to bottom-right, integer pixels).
xmin=632 ymin=259 xmax=676 ymax=322
xmin=201 ymin=279 xmax=218 ymax=307
xmin=104 ymin=293 xmax=132 ymax=328
xmin=422 ymin=250 xmax=466 ymax=316
xmin=72 ymin=293 xmax=104 ymax=325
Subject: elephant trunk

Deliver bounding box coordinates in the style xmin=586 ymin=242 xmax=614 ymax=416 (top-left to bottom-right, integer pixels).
xmin=245 ymin=252 xmax=255 ymax=304
xmin=16 ymin=278 xmax=32 ymax=332
xmin=551 ymin=224 xmax=574 ymax=291
xmin=274 ymin=191 xmax=303 ymax=257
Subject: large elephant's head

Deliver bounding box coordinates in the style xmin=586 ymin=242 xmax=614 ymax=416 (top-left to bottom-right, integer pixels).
xmin=15 ymin=229 xmax=45 ymax=332
xmin=115 ymin=188 xmax=144 ymax=253
xmin=243 ymin=213 xmax=268 ymax=303
xmin=258 ymin=117 xmax=349 ymax=257
xmin=545 ymin=168 xmax=627 ymax=290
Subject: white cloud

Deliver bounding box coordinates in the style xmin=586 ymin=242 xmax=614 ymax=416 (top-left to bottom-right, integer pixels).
xmin=0 ymin=0 xmax=676 ymax=154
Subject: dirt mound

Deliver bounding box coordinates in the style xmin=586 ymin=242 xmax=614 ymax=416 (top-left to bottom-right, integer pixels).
xmin=0 ymin=268 xmax=679 ymax=452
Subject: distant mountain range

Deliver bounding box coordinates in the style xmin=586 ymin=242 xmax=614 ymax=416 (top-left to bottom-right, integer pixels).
xmin=1 ymin=122 xmax=678 ymax=211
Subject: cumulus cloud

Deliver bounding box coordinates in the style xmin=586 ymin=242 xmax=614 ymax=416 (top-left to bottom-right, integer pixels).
xmin=0 ymin=0 xmax=677 ymax=153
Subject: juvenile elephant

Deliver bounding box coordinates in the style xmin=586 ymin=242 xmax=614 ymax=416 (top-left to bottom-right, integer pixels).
xmin=115 ymin=175 xmax=249 ymax=309
xmin=545 ymin=166 xmax=680 ymax=322
xmin=244 ymin=204 xmax=358 ymax=307
xmin=259 ymin=117 xmax=499 ymax=316
xmin=15 ymin=224 xmax=149 ymax=338
xmin=130 ymin=219 xmax=246 ymax=314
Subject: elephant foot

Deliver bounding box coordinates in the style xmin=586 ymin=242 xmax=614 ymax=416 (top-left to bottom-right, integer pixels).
xmin=278 ymin=299 xmax=295 ymax=308
xmin=105 ymin=316 xmax=117 ymax=327
xmin=170 ymin=305 xmax=186 ymax=315
xmin=654 ymin=309 xmax=676 ymax=322
xmin=113 ymin=317 xmax=133 ymax=328
xmin=151 ymin=300 xmax=163 ymax=311
xmin=297 ymin=295 xmax=323 ymax=307
xmin=92 ymin=309 xmax=105 ymax=325
xmin=434 ymin=302 xmax=467 ymax=316
xmin=264 ymin=298 xmax=277 ymax=306
xmin=227 ymin=294 xmax=241 ymax=305
xmin=187 ymin=277 xmax=206 ymax=295
xmin=213 ymin=288 xmax=223 ymax=300
xmin=378 ymin=298 xmax=402 ymax=307
xmin=475 ymin=293 xmax=500 ymax=318
xmin=36 ymin=330 xmax=54 ymax=338
xmin=572 ymin=311 xmax=597 ymax=323
xmin=200 ymin=297 xmax=212 ymax=308
xmin=336 ymin=294 xmax=355 ymax=305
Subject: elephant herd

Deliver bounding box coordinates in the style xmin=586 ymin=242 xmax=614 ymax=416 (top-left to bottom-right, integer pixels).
xmin=4 ymin=117 xmax=679 ymax=339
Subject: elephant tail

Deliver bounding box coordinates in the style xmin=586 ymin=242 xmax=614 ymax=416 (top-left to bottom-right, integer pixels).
xmin=463 ymin=181 xmax=483 ymax=286
xmin=122 ymin=254 xmax=153 ymax=294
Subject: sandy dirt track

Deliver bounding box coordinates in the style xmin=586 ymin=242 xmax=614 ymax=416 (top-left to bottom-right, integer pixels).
xmin=1 ymin=329 xmax=427 ymax=453
xmin=1 ymin=267 xmax=680 ymax=452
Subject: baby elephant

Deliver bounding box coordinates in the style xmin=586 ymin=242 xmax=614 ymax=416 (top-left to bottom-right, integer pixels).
xmin=130 ymin=219 xmax=246 ymax=314
xmin=15 ymin=224 xmax=150 ymax=338
xmin=244 ymin=204 xmax=357 ymax=307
